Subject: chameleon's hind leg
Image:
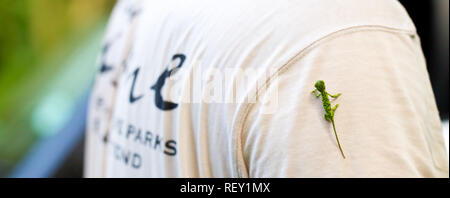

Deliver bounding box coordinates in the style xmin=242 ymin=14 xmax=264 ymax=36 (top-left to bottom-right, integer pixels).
xmin=324 ymin=114 xmax=332 ymax=121
xmin=332 ymin=104 xmax=339 ymax=114
xmin=328 ymin=92 xmax=341 ymax=98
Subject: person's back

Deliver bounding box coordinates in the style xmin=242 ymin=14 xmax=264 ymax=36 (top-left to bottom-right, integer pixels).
xmin=84 ymin=0 xmax=449 ymax=177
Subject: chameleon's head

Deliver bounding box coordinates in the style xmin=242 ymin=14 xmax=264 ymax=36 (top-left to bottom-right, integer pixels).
xmin=314 ymin=80 xmax=325 ymax=91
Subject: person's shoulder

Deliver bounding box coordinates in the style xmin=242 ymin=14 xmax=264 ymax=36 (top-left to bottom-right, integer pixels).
xmin=244 ymin=0 xmax=418 ymax=70
xmin=278 ymin=0 xmax=416 ymax=36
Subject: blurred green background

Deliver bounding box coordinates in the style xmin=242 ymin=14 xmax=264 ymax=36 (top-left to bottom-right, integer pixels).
xmin=0 ymin=0 xmax=115 ymax=177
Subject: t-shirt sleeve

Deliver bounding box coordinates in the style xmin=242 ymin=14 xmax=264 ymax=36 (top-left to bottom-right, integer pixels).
xmin=239 ymin=28 xmax=449 ymax=177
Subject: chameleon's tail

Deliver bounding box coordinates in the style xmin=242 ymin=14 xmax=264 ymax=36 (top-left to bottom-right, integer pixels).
xmin=331 ymin=120 xmax=346 ymax=159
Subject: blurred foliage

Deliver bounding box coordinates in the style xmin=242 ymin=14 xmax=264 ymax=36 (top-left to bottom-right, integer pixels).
xmin=0 ymin=0 xmax=115 ymax=176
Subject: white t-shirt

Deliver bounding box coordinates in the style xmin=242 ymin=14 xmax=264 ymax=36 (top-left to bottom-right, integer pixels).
xmin=84 ymin=0 xmax=449 ymax=177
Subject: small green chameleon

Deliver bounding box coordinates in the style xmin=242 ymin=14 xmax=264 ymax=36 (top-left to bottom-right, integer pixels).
xmin=312 ymin=80 xmax=345 ymax=159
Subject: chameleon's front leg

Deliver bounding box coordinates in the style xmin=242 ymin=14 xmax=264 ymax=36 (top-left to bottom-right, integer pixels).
xmin=327 ymin=92 xmax=341 ymax=98
xmin=312 ymin=89 xmax=321 ymax=98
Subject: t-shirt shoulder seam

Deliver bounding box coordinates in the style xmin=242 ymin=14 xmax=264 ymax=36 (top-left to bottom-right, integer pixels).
xmin=230 ymin=24 xmax=417 ymax=178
